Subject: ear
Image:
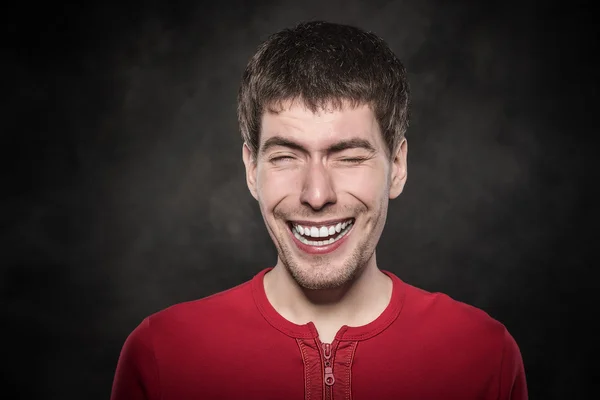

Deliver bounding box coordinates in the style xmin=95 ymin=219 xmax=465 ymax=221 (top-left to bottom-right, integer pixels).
xmin=242 ymin=142 xmax=259 ymax=200
xmin=389 ymin=138 xmax=408 ymax=199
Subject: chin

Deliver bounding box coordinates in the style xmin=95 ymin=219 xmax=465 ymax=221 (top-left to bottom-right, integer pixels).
xmin=285 ymin=258 xmax=362 ymax=290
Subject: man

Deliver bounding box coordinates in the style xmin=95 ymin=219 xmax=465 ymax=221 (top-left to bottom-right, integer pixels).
xmin=111 ymin=21 xmax=527 ymax=399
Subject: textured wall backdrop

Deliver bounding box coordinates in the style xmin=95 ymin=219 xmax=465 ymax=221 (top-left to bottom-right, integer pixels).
xmin=3 ymin=0 xmax=593 ymax=399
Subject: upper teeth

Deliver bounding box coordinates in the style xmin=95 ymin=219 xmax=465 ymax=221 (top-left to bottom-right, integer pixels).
xmin=292 ymin=219 xmax=353 ymax=238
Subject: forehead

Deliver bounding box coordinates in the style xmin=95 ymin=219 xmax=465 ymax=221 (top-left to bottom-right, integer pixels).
xmin=260 ymin=100 xmax=383 ymax=149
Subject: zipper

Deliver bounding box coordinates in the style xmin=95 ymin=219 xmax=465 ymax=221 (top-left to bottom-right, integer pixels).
xmin=322 ymin=342 xmax=335 ymax=400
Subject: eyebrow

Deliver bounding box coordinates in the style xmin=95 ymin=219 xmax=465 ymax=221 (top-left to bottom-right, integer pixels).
xmin=260 ymin=136 xmax=376 ymax=156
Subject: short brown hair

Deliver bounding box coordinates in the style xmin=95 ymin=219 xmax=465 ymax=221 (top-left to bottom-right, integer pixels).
xmin=237 ymin=21 xmax=410 ymax=160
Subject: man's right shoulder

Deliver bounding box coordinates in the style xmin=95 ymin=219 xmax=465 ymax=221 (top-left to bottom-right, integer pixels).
xmin=151 ymin=278 xmax=254 ymax=327
xmin=127 ymin=276 xmax=259 ymax=345
xmin=112 ymin=275 xmax=269 ymax=399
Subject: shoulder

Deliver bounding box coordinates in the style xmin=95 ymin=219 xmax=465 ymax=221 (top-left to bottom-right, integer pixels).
xmin=401 ymin=281 xmax=507 ymax=341
xmin=124 ymin=276 xmax=255 ymax=344
xmin=121 ymin=276 xmax=260 ymax=361
xmin=112 ymin=277 xmax=260 ymax=399
xmin=392 ymin=280 xmax=527 ymax=395
xmin=147 ymin=278 xmax=255 ymax=332
xmin=392 ymin=279 xmax=518 ymax=371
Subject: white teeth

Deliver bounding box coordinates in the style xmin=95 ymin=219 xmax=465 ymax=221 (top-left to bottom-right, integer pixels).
xmin=292 ymin=221 xmax=353 ymax=247
xmin=292 ymin=220 xmax=354 ymax=237
xmin=291 ymin=219 xmax=354 ymax=240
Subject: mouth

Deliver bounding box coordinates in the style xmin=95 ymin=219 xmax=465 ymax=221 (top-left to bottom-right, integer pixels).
xmin=286 ymin=218 xmax=355 ymax=254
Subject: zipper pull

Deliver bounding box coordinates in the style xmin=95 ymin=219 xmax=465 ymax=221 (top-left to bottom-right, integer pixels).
xmin=322 ymin=343 xmax=335 ymax=386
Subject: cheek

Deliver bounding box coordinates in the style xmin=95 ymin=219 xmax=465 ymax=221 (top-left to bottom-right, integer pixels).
xmin=334 ymin=168 xmax=388 ymax=204
xmin=256 ymin=168 xmax=298 ymax=209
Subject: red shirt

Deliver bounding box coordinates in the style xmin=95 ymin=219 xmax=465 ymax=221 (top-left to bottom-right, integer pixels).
xmin=111 ymin=268 xmax=527 ymax=399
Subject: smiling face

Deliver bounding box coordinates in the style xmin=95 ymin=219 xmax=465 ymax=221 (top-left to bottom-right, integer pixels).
xmin=243 ymin=100 xmax=407 ymax=290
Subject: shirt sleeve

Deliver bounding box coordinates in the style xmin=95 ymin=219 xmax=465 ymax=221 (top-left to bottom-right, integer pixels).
xmin=110 ymin=317 xmax=160 ymax=400
xmin=499 ymin=328 xmax=528 ymax=400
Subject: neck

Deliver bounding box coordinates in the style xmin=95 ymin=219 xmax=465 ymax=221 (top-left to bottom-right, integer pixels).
xmin=264 ymin=254 xmax=393 ymax=329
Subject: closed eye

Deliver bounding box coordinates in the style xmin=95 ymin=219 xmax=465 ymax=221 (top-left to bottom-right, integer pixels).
xmin=340 ymin=157 xmax=367 ymax=163
xmin=270 ymin=155 xmax=295 ymax=163
xmin=269 ymin=156 xmax=367 ymax=164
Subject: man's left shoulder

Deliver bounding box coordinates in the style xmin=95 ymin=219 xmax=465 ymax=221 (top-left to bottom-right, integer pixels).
xmin=396 ymin=281 xmax=523 ymax=380
xmin=388 ymin=279 xmax=527 ymax=397
xmin=402 ymin=282 xmax=509 ymax=345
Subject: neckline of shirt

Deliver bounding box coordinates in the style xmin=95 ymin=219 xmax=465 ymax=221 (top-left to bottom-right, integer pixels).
xmin=251 ymin=267 xmax=406 ymax=341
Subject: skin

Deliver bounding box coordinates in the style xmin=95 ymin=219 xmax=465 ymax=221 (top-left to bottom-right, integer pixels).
xmin=242 ymin=99 xmax=408 ymax=342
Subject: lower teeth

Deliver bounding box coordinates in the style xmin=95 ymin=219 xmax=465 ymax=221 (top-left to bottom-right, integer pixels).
xmin=293 ymin=223 xmax=353 ymax=246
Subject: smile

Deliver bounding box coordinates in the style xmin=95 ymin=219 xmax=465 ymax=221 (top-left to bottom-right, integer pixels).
xmin=290 ymin=219 xmax=354 ymax=245
xmin=287 ymin=218 xmax=354 ymax=254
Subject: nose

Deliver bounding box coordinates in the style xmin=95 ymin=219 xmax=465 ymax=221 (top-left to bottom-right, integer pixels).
xmin=299 ymin=160 xmax=337 ymax=210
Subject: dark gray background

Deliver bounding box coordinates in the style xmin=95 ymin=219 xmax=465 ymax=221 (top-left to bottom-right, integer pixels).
xmin=3 ymin=0 xmax=594 ymax=398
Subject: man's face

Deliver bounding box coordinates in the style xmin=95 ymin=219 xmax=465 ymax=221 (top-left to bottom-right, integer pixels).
xmin=242 ymin=100 xmax=407 ymax=290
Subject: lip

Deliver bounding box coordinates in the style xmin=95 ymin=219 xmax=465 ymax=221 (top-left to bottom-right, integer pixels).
xmin=288 ymin=218 xmax=355 ymax=227
xmin=287 ymin=220 xmax=354 ymax=255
